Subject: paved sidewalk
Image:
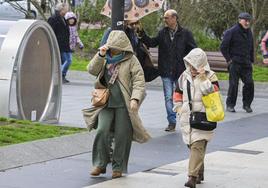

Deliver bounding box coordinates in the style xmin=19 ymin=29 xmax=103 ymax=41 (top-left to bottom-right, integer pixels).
xmin=0 ymin=71 xmax=268 ymax=188
xmin=1 ymin=71 xmax=268 ymax=172
xmin=84 ymin=137 xmax=268 ymax=188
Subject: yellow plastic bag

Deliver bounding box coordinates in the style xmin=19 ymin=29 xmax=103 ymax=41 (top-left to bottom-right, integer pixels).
xmin=202 ymin=91 xmax=225 ymax=122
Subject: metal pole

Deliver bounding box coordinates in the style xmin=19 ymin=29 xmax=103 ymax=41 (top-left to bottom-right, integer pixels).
xmin=111 ymin=0 xmax=124 ymax=30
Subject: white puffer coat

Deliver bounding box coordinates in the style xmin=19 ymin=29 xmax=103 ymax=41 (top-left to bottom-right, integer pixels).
xmin=175 ymin=48 xmax=218 ymax=145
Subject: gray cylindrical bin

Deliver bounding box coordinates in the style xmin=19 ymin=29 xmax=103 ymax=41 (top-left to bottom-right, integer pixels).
xmin=0 ymin=19 xmax=61 ymax=123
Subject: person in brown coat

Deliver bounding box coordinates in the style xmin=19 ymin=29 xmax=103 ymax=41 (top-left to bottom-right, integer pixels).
xmin=87 ymin=30 xmax=151 ymax=179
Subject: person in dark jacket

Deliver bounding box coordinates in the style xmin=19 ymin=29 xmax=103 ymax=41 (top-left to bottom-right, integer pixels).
xmin=138 ymin=9 xmax=197 ymax=131
xmin=220 ymin=12 xmax=254 ymax=113
xmin=125 ymin=20 xmax=159 ymax=82
xmin=100 ymin=20 xmax=159 ymax=82
xmin=48 ymin=3 xmax=71 ymax=84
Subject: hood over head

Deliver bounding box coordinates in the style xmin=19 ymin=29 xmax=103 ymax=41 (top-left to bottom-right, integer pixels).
xmin=183 ymin=48 xmax=211 ymax=72
xmin=64 ymin=12 xmax=77 ymax=26
xmin=105 ymin=30 xmax=134 ymax=54
xmin=65 ymin=11 xmax=76 ymax=19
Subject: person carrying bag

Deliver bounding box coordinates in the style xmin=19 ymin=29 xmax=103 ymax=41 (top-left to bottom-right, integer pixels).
xmin=83 ymin=30 xmax=151 ymax=179
xmin=173 ymin=48 xmax=221 ymax=188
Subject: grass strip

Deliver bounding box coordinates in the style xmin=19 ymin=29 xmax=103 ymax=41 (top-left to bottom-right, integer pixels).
xmin=0 ymin=117 xmax=87 ymax=147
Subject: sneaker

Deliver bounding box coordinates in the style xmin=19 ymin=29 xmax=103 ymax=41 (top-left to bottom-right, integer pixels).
xmin=62 ymin=77 xmax=70 ymax=84
xmin=226 ymin=106 xmax=235 ymax=112
xmin=165 ymin=124 xmax=176 ymax=132
xmin=243 ymin=105 xmax=253 ymax=113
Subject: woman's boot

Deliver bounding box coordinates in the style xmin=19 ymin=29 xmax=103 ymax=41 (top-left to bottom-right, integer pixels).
xmin=90 ymin=167 xmax=106 ymax=176
xmin=196 ymin=173 xmax=204 ymax=184
xmin=196 ymin=164 xmax=204 ymax=184
xmin=184 ymin=176 xmax=197 ymax=188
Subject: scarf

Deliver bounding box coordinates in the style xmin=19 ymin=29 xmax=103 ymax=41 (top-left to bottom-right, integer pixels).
xmin=106 ymin=51 xmax=125 ymax=64
xmin=106 ymin=51 xmax=125 ymax=75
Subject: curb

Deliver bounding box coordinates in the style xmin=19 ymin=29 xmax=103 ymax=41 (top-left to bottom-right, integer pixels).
xmin=0 ymin=132 xmax=93 ymax=171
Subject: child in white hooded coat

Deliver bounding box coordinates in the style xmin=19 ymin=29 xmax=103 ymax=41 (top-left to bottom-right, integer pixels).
xmin=173 ymin=48 xmax=220 ymax=188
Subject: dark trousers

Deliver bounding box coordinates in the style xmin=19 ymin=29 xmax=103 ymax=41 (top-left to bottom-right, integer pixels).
xmin=226 ymin=63 xmax=254 ymax=107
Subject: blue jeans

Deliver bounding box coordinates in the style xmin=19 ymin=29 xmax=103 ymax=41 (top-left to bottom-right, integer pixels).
xmin=161 ymin=77 xmax=177 ymax=125
xmin=61 ymin=52 xmax=72 ymax=77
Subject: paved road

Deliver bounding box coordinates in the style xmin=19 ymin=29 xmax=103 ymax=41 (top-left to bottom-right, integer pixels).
xmin=0 ymin=74 xmax=268 ymax=188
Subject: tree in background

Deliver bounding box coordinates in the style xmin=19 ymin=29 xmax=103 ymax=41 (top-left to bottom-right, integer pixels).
xmin=76 ymin=0 xmax=108 ymax=27
xmin=165 ymin=0 xmax=268 ymax=62
xmin=197 ymin=0 xmax=267 ymax=62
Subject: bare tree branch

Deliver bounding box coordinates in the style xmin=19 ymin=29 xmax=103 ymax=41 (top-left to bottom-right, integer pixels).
xmin=225 ymin=0 xmax=241 ymax=13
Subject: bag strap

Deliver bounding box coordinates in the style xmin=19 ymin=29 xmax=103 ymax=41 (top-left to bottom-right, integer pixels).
xmin=187 ymin=80 xmax=192 ymax=111
xmin=108 ymin=64 xmax=121 ymax=85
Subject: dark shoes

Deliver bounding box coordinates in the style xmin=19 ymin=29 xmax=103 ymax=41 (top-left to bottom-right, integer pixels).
xmin=184 ymin=176 xmax=197 ymax=188
xmin=196 ymin=173 xmax=204 ymax=184
xmin=243 ymin=105 xmax=253 ymax=113
xmin=112 ymin=171 xmax=122 ymax=179
xmin=90 ymin=167 xmax=106 ymax=176
xmin=227 ymin=105 xmax=253 ymax=113
xmin=226 ymin=106 xmax=235 ymax=112
xmin=62 ymin=76 xmax=70 ymax=84
xmin=165 ymin=124 xmax=176 ymax=132
xmin=90 ymin=167 xmax=122 ymax=179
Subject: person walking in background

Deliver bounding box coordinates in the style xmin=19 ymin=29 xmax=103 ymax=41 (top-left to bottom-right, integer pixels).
xmin=173 ymin=48 xmax=220 ymax=188
xmin=87 ymin=30 xmax=150 ymax=179
xmin=261 ymin=30 xmax=268 ymax=64
xmin=138 ymin=9 xmax=197 ymax=132
xmin=220 ymin=12 xmax=254 ymax=113
xmin=48 ymin=3 xmax=71 ymax=84
xmin=63 ymin=11 xmax=84 ymax=82
xmin=100 ymin=20 xmax=159 ymax=82
xmin=125 ymin=19 xmax=159 ymax=82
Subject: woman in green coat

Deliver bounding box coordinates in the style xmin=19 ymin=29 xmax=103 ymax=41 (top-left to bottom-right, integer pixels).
xmin=87 ymin=30 xmax=151 ymax=179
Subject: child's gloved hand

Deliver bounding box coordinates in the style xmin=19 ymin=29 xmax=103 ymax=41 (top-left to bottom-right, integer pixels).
xmin=79 ymin=43 xmax=84 ymax=49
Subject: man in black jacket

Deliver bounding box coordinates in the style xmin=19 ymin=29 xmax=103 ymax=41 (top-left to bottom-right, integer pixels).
xmin=139 ymin=9 xmax=197 ymax=131
xmin=220 ymin=12 xmax=254 ymax=113
xmin=48 ymin=3 xmax=71 ymax=83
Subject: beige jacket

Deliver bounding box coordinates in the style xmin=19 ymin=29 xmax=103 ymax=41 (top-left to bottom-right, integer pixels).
xmin=87 ymin=30 xmax=151 ymax=143
xmin=175 ymin=48 xmax=218 ymax=145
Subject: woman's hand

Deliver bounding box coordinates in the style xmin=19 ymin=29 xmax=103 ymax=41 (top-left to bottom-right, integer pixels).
xmin=99 ymin=45 xmax=109 ymax=56
xmin=130 ymin=99 xmax=139 ymax=111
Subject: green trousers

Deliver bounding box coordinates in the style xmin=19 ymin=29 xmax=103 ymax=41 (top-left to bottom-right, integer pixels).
xmin=92 ymin=107 xmax=133 ymax=172
xmin=188 ymin=140 xmax=207 ymax=177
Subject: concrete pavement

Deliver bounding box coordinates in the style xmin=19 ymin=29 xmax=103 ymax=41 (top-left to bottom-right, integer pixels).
xmin=84 ymin=137 xmax=268 ymax=188
xmin=0 ymin=70 xmax=268 ymax=188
